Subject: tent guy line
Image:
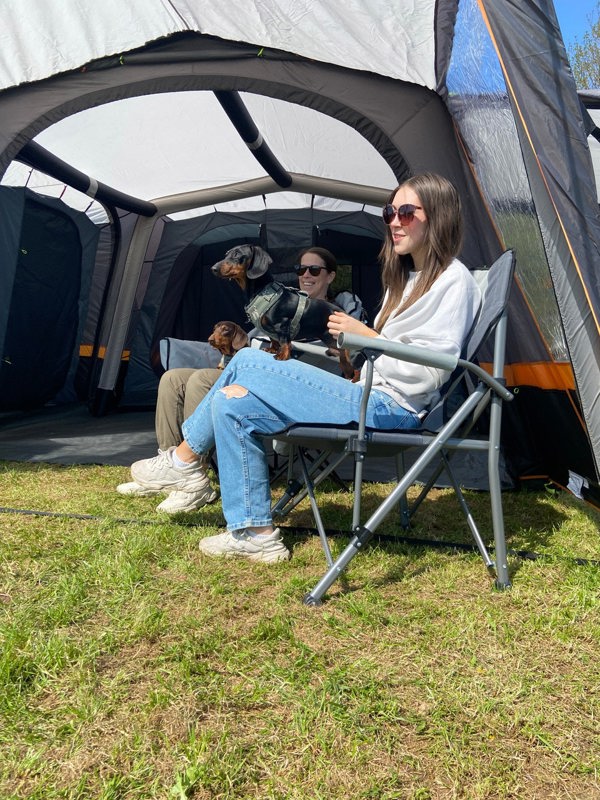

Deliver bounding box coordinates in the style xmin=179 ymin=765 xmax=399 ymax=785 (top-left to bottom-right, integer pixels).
xmin=0 ymin=506 xmax=597 ymax=569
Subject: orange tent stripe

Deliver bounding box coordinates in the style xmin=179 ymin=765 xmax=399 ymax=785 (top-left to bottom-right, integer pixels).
xmin=480 ymin=361 xmax=575 ymax=391
xmin=79 ymin=345 xmax=130 ymax=361
xmin=77 ymin=348 xmax=573 ymax=388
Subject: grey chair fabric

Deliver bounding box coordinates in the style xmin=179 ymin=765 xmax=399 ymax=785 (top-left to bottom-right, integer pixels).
xmin=159 ymin=338 xmax=222 ymax=371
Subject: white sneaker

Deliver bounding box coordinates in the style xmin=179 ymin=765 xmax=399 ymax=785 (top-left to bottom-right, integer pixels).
xmin=116 ymin=481 xmax=161 ymax=497
xmin=131 ymin=446 xmax=211 ymax=492
xmin=198 ymin=528 xmax=290 ymax=563
xmin=156 ymin=487 xmax=218 ymax=514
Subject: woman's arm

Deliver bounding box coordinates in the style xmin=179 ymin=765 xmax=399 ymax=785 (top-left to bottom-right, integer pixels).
xmin=327 ymin=310 xmax=377 ymax=340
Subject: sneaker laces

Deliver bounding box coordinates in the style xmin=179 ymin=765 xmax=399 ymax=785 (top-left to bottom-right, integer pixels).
xmin=146 ymin=448 xmax=175 ymax=472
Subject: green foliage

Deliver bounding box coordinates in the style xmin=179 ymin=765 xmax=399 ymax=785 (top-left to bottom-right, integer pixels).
xmin=330 ymin=262 xmax=354 ymax=296
xmin=568 ymin=1 xmax=600 ymax=89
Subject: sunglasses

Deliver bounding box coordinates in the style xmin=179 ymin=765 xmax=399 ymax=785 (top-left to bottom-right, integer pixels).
xmin=294 ymin=264 xmax=328 ymax=276
xmin=382 ymin=203 xmax=423 ymax=225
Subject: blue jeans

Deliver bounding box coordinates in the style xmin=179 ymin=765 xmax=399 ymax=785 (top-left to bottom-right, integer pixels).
xmin=181 ymin=348 xmax=420 ymax=532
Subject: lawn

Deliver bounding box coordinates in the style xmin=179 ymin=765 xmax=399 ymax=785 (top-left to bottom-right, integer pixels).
xmin=1 ymin=461 xmax=599 ymax=799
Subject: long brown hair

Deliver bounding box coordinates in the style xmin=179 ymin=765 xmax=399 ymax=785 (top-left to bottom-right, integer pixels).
xmin=376 ymin=173 xmax=463 ymax=331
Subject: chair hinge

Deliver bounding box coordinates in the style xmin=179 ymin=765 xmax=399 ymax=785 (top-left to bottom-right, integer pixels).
xmin=353 ymin=526 xmax=373 ymax=549
xmin=346 ymin=436 xmax=368 ymax=454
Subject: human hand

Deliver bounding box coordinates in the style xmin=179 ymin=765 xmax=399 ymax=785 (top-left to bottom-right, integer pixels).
xmin=327 ymin=311 xmax=376 ymax=341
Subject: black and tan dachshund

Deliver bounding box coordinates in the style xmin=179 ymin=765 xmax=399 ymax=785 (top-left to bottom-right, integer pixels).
xmin=211 ymin=244 xmax=359 ymax=380
xmin=207 ymin=320 xmax=249 ymax=368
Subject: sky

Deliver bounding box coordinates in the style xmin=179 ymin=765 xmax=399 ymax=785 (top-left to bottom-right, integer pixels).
xmin=553 ymin=0 xmax=598 ymax=49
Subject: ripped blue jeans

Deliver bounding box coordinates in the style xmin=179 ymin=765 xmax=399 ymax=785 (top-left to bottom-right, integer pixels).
xmin=181 ymin=347 xmax=420 ymax=531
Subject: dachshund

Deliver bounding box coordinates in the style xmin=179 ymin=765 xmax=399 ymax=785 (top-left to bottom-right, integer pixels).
xmin=207 ymin=320 xmax=249 ymax=369
xmin=211 ymin=243 xmax=274 ymax=295
xmin=211 ymin=244 xmax=360 ymax=380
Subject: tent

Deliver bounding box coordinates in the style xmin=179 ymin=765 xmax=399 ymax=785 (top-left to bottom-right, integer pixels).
xmin=1 ymin=0 xmax=599 ymax=504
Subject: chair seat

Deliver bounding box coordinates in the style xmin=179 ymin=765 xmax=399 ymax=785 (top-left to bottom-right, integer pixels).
xmin=273 ymin=420 xmax=491 ymax=454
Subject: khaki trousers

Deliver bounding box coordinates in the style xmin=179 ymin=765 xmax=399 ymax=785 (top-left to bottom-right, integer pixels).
xmin=155 ymin=367 xmax=222 ymax=451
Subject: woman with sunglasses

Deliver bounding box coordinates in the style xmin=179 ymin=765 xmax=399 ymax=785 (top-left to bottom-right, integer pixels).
xmin=294 ymin=246 xmax=366 ymax=321
xmin=117 ymin=245 xmax=364 ymax=512
xmin=130 ymin=173 xmax=481 ymax=563
xmin=295 ymin=246 xmax=337 ymax=296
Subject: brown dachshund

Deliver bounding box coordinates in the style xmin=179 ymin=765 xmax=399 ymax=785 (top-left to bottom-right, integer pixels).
xmin=211 ymin=244 xmax=359 ymax=379
xmin=208 ymin=320 xmax=249 ymax=368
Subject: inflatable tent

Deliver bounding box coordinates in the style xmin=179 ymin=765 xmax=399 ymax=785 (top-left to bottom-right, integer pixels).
xmin=1 ymin=0 xmax=599 ymax=503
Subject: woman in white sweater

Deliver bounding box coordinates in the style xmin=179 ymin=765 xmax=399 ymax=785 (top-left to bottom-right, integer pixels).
xmin=130 ymin=173 xmax=482 ymax=563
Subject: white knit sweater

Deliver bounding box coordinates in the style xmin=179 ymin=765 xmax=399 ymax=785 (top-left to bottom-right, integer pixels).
xmin=361 ymin=258 xmax=481 ymax=414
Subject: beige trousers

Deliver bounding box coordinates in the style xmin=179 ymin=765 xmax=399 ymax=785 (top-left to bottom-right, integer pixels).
xmin=155 ymin=367 xmax=222 ymax=451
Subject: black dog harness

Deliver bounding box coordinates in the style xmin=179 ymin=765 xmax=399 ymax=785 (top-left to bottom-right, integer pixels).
xmin=245 ymin=282 xmax=309 ymax=339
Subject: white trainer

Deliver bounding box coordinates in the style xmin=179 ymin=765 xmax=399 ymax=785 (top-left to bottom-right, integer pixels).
xmin=116 ymin=481 xmax=161 ymax=497
xmin=198 ymin=527 xmax=290 ymax=563
xmin=131 ymin=446 xmax=211 ymax=492
xmin=156 ymin=487 xmax=218 ymax=514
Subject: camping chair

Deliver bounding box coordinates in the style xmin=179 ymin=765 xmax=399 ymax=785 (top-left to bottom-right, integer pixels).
xmin=268 ymin=249 xmax=516 ymax=605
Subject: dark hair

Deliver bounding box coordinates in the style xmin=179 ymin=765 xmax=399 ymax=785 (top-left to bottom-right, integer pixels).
xmin=377 ymin=172 xmax=463 ymax=331
xmin=297 ymin=246 xmax=338 ymax=273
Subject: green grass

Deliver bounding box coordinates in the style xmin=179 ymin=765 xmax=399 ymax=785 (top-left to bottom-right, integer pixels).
xmin=0 ymin=461 xmax=599 ymax=799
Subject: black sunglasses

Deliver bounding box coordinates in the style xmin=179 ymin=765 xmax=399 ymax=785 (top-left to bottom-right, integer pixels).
xmin=294 ymin=264 xmax=328 ymax=276
xmin=382 ymin=203 xmax=423 ymax=225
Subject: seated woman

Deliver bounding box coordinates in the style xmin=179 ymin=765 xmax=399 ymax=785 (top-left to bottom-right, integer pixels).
xmin=130 ymin=173 xmax=482 ymax=562
xmin=118 ymin=246 xmax=365 ymax=513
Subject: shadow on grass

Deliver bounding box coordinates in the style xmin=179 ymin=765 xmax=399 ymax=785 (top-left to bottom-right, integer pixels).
xmin=275 ymin=482 xmax=600 ymax=596
xmin=3 ymin=462 xmax=598 ymax=584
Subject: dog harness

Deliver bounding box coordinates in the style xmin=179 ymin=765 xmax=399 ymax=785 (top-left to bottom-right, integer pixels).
xmin=245 ymin=281 xmax=309 ymax=339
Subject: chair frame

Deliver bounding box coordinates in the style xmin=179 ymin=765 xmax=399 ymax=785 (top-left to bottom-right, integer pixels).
xmin=269 ymin=250 xmax=516 ymax=605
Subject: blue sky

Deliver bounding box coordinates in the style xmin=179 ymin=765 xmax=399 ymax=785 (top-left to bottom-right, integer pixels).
xmin=553 ymin=0 xmax=598 ymax=48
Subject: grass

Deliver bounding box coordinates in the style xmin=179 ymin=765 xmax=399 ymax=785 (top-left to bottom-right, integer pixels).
xmin=0 ymin=460 xmax=599 ymax=799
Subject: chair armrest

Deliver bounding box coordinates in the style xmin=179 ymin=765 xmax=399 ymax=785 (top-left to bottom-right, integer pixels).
xmin=290 ymin=341 xmax=337 ymax=360
xmin=458 ymin=360 xmax=514 ymax=401
xmin=337 ymin=331 xmax=458 ymax=371
xmin=338 ymin=331 xmax=513 ymax=402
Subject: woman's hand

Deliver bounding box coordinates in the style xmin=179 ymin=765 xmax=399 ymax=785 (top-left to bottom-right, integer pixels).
xmin=327 ymin=311 xmax=377 ymax=341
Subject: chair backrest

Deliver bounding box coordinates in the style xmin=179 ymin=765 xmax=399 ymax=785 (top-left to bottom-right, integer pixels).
xmin=465 ymin=249 xmax=516 ymax=363
xmin=422 ymin=249 xmax=515 ymax=432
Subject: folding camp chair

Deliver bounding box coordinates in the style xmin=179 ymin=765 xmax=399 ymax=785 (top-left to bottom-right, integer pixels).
xmin=268 ymin=249 xmax=516 ymax=605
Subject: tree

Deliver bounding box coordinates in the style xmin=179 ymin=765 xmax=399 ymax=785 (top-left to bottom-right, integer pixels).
xmin=568 ymin=2 xmax=600 ymax=89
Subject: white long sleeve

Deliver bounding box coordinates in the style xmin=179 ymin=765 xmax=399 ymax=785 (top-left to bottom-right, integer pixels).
xmin=360 ymin=259 xmax=481 ymax=414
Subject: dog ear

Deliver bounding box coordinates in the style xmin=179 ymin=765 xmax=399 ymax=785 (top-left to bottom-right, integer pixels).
xmin=232 ymin=327 xmax=249 ymax=351
xmin=246 ymin=246 xmax=272 ymax=278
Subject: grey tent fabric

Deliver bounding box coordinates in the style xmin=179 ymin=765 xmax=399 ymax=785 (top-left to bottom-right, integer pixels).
xmin=0 ymin=187 xmax=99 ymax=408
xmin=480 ymin=0 xmax=600 ymax=480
